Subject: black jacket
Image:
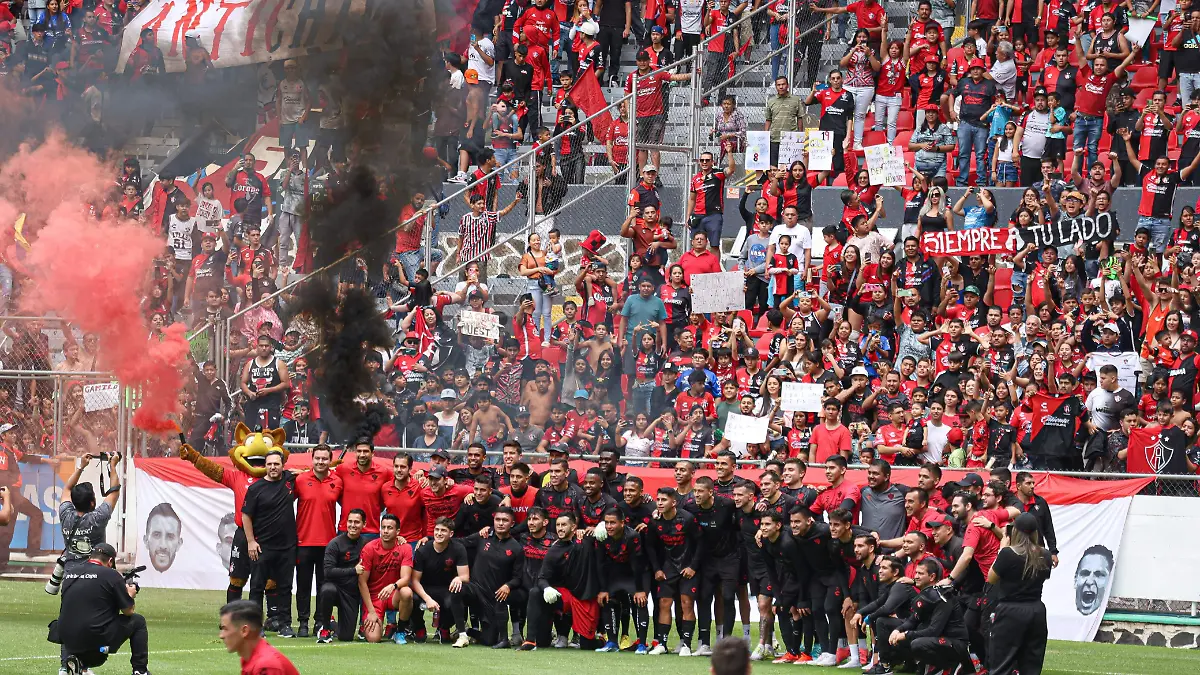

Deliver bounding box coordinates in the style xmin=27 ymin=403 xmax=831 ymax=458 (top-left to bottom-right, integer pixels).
xmin=323 ymin=533 xmax=365 ymax=588
xmin=1020 ymin=493 xmax=1059 ymax=555
xmin=898 ymin=585 xmax=970 ymax=642
xmin=858 ymin=580 xmax=917 ymax=622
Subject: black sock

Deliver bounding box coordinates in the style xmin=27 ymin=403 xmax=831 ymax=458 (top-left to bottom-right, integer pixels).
xmin=655 ymin=622 xmax=670 ymax=645
xmin=698 ymin=624 xmax=711 ymax=645
xmin=680 ymin=619 xmax=695 ymax=649
xmin=227 ymin=585 xmax=243 ymax=603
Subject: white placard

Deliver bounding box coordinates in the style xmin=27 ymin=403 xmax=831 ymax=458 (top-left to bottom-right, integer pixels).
xmin=805 ymin=130 xmax=834 ymax=171
xmin=1084 ymin=351 xmax=1141 ymax=393
xmin=723 ymin=412 xmax=769 ymax=443
xmin=458 ymin=310 xmax=501 ymax=340
xmin=1126 ymin=18 xmax=1156 ymax=47
xmin=745 ymin=131 xmax=771 ymax=171
xmin=689 ymin=271 xmax=747 ymax=314
xmin=781 ymin=382 xmax=825 ymax=412
xmin=83 ymin=383 xmax=121 ymax=412
xmin=779 ymin=131 xmax=807 ymax=167
xmin=864 ymin=144 xmax=906 ymax=186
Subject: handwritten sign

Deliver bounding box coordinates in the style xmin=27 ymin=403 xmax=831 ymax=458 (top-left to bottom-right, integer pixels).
xmin=83 ymin=383 xmax=121 ymax=412
xmin=745 ymin=131 xmax=771 ymax=171
xmin=779 ymin=131 xmax=807 ymax=167
xmin=864 ymin=144 xmax=906 ymax=186
xmin=781 ymin=382 xmax=825 ymax=412
xmin=921 ymin=227 xmax=1018 ymax=256
xmin=1019 ymin=212 xmax=1116 ymax=249
xmin=723 ymin=412 xmax=769 ymax=443
xmin=805 ymin=130 xmax=834 ymax=172
xmin=458 ymin=310 xmax=501 ymax=340
xmin=690 ymin=272 xmax=747 ymax=314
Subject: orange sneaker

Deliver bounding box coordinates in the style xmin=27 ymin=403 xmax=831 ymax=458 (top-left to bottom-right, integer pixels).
xmin=860 ymin=650 xmax=871 ymax=665
xmin=798 ymin=653 xmax=814 ymax=663
xmin=773 ymin=653 xmax=801 ymax=664
xmin=837 ymin=648 xmax=851 ymax=663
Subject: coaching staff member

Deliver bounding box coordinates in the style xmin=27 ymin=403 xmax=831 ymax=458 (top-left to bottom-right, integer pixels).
xmin=54 ymin=543 xmax=149 ymax=675
xmin=242 ymin=450 xmax=298 ymax=637
xmin=316 ymin=508 xmax=367 ymax=643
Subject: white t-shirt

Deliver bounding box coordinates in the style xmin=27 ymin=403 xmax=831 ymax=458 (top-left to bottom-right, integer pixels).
xmin=467 ymin=38 xmax=496 ymax=84
xmin=768 ymin=222 xmax=813 ymax=261
xmin=679 ymin=0 xmax=705 ymax=34
xmin=922 ymin=421 xmax=950 ymax=464
xmin=168 ymin=215 xmax=198 ymax=261
xmin=622 ymin=430 xmax=653 ymax=461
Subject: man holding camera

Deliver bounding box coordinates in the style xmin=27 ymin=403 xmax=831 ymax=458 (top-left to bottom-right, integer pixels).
xmin=54 ymin=543 xmax=150 ymax=675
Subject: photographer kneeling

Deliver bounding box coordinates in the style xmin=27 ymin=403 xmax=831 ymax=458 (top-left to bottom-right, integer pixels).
xmin=51 ymin=543 xmax=150 ymax=675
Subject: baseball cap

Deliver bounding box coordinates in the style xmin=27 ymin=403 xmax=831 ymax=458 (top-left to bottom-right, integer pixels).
xmin=651 ymin=25 xmax=665 ymax=34
xmin=851 ymin=366 xmax=869 ymax=378
xmin=745 ymin=347 xmax=760 ymax=359
xmin=1184 ymin=329 xmax=1200 ymax=341
xmin=574 ymin=389 xmax=590 ymax=399
xmin=1101 ymin=322 xmax=1119 ymax=333
xmin=430 ymin=449 xmax=451 ymax=460
xmin=946 ymin=428 xmax=965 ymax=446
xmin=516 ymin=406 xmax=531 ymax=417
xmin=0 ymin=423 xmax=14 ymax=434
xmin=925 ymin=514 xmax=954 ymax=529
xmin=464 ymin=68 xmax=480 ymax=84
xmin=643 ymin=164 xmax=658 ymax=173
xmin=952 ymin=472 xmax=984 ymax=488
xmin=1032 ymin=86 xmax=1048 ymax=98
xmin=636 ymin=49 xmax=651 ymax=61
xmin=968 ymin=58 xmax=987 ymax=70
xmin=440 ymin=388 xmax=457 ymax=399
xmin=963 ymin=285 xmax=981 ymax=295
xmin=428 ymin=464 xmax=448 ymax=479
xmin=663 ymin=362 xmax=679 ymax=372
xmin=579 ymin=20 xmax=599 ymax=36
xmin=549 ymin=442 xmax=570 ymax=454
xmin=294 ymin=398 xmax=310 ymax=407
xmin=201 ymin=231 xmax=217 ymax=241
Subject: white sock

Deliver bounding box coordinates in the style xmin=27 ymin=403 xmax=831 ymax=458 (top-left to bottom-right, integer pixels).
xmin=849 ymin=644 xmax=860 ymax=661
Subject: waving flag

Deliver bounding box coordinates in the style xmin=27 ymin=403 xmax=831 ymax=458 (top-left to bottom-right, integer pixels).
xmin=1126 ymin=426 xmax=1192 ymax=475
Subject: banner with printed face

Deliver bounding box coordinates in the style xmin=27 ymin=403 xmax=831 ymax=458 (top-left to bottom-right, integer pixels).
xmin=921 ymin=227 xmax=1018 ymax=257
xmin=1019 ymin=212 xmax=1117 ymax=249
xmin=134 ymin=466 xmax=237 ymax=590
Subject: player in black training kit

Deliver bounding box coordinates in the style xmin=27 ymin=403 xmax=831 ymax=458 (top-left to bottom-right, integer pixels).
xmin=579 ymin=468 xmax=618 ymax=528
xmin=535 ymin=459 xmax=586 ymax=521
xmin=521 ymin=512 xmax=603 ymax=651
xmin=514 ymin=507 xmax=556 ymax=647
xmin=459 ymin=507 xmax=526 ymax=647
xmin=733 ymin=482 xmax=778 ymax=661
xmin=853 ymin=555 xmax=916 ymax=674
xmin=618 ymin=476 xmax=655 ymax=530
xmin=455 ymin=475 xmax=504 ymax=546
xmin=591 ymin=506 xmax=651 ymax=653
xmin=692 ymin=477 xmax=740 ymax=655
xmin=315 ymin=509 xmax=367 ymax=643
xmin=791 ymin=505 xmax=851 ymax=667
xmin=758 ymin=510 xmax=809 ymax=663
xmin=410 ymin=518 xmax=473 ymax=646
xmin=647 ymin=487 xmax=703 ymax=655
xmin=886 ymin=558 xmax=975 ymax=674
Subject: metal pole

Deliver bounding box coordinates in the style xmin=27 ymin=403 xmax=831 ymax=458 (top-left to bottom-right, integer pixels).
xmin=686 ymin=51 xmax=702 ymax=220
xmin=628 ymin=70 xmax=640 ymax=188
xmin=786 ymin=0 xmax=796 ymax=85
xmin=422 ymin=203 xmax=436 ymax=273
xmin=525 ymin=149 xmax=538 ymax=241
xmin=52 ymin=376 xmax=62 ymax=458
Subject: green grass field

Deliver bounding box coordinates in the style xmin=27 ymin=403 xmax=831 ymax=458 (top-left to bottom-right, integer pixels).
xmin=0 ymin=579 xmax=1196 ymax=674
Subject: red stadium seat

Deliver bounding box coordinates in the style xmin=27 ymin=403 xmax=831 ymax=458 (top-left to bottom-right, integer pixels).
xmin=894 ymin=130 xmax=913 ymax=147
xmin=862 ymin=130 xmax=887 ymax=147
xmin=898 ymin=110 xmax=915 ymax=131
xmin=1131 ymin=66 xmax=1157 ymax=92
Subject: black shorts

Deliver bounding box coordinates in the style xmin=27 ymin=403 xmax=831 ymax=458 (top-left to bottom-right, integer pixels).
xmin=748 ymin=568 xmax=773 ymax=597
xmin=606 ymin=573 xmax=640 ymax=596
xmin=656 ymin=574 xmax=698 ymax=598
xmin=709 ymin=553 xmax=742 ymax=586
xmin=636 ymin=113 xmax=667 ymax=144
xmin=1044 ymin=138 xmax=1067 ymax=161
xmin=1159 ymin=50 xmax=1176 ymax=80
xmin=229 ymin=526 xmax=251 ymax=580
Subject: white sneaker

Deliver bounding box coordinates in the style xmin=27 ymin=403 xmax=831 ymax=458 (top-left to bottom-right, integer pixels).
xmin=452 ymin=633 xmax=470 ymax=648
xmin=693 ymin=643 xmax=713 ymax=656
xmin=648 ymin=643 xmax=668 ymax=655
xmin=679 ymin=645 xmax=692 ymax=657
xmin=448 ymin=172 xmax=469 ymax=184
xmin=838 ymin=659 xmax=861 ymax=668
xmin=552 ymin=636 xmax=569 ymax=649
xmin=750 ymin=644 xmax=766 ymax=661
xmin=815 ymin=652 xmax=840 ymax=667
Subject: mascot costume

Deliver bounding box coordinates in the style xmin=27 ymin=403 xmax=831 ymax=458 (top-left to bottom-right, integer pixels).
xmin=179 ymin=423 xmax=289 ymax=624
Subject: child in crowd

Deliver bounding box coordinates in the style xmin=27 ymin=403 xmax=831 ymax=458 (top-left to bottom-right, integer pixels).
xmin=768 ymin=234 xmax=801 ymax=307
xmin=540 ymin=228 xmax=563 ymax=296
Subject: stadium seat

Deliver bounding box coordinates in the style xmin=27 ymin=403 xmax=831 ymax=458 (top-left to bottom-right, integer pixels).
xmin=894 ymin=130 xmax=913 ymax=147
xmin=897 ymin=110 xmax=915 ymax=131
xmin=862 ymin=130 xmax=887 ymax=147
xmin=1131 ymin=66 xmax=1157 ymax=91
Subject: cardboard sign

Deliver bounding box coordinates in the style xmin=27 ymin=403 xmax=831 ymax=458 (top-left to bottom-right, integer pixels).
xmin=921 ymin=227 xmax=1018 ymax=256
xmin=723 ymin=412 xmax=769 ymax=443
xmin=83 ymin=383 xmax=121 ymax=412
xmin=746 ymin=131 xmax=772 ymax=171
xmin=863 ymin=144 xmax=906 ymax=186
xmin=1019 ymin=212 xmax=1117 ymax=249
xmin=1127 ymin=18 xmax=1156 ymax=46
xmin=806 ymin=130 xmax=834 ymax=172
xmin=781 ymin=382 xmax=825 ymax=412
xmin=779 ymin=131 xmax=807 ymax=167
xmin=690 ymin=271 xmax=747 ymax=314
xmin=458 ymin=310 xmax=501 ymax=340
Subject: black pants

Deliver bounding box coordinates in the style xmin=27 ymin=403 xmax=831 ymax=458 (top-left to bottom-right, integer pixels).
xmin=1118 ymin=159 xmax=1138 ymax=186
xmin=598 ymin=26 xmax=624 ymax=82
xmin=456 ymin=580 xmax=509 ymax=644
xmin=249 ymin=546 xmax=296 ymax=627
xmin=602 ymin=588 xmax=649 ymax=644
xmin=697 ymin=557 xmax=738 ymax=643
xmin=67 ymin=613 xmax=149 ymax=672
xmin=562 ymin=153 xmax=585 ymax=184
xmin=702 ymin=51 xmax=731 ymax=101
xmin=799 ymin=37 xmax=822 ymax=88
xmin=295 ymin=545 xmax=325 ymax=625
xmin=873 ymin=615 xmax=908 ymax=666
xmin=775 ymin=605 xmax=804 ymax=655
xmin=963 ymin=588 xmax=992 ymax=663
xmin=746 ymin=276 xmax=770 ymax=319
xmin=674 ymin=32 xmax=703 ymax=66
xmin=418 ymin=586 xmax=467 ymax=635
xmin=1019 ymin=155 xmax=1042 ymax=188
xmin=805 ymin=579 xmax=840 ymax=654
xmin=988 ymin=601 xmax=1047 ymax=675
xmin=911 ymin=635 xmax=973 ymax=672
xmin=316 ymin=581 xmax=360 ymax=640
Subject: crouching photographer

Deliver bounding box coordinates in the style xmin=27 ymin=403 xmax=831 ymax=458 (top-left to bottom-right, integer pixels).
xmin=49 ymin=543 xmax=150 ymax=675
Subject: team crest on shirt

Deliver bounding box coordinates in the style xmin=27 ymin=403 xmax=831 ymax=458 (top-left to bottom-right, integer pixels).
xmin=506 ymin=549 xmax=513 ymax=556
xmin=675 ymin=523 xmax=683 ymax=531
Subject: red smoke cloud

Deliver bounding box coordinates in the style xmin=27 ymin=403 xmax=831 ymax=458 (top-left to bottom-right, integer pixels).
xmin=2 ymin=134 xmax=190 ymax=432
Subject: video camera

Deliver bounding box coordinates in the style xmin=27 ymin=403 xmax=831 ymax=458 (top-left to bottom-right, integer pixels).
xmin=122 ymin=566 xmax=146 ymax=593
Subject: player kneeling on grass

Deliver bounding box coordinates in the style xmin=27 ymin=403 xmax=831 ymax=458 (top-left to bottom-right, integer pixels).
xmin=519 ymin=512 xmax=602 ymax=651
xmin=410 ymin=517 xmax=473 ymax=646
xmin=358 ymin=514 xmax=414 ymax=644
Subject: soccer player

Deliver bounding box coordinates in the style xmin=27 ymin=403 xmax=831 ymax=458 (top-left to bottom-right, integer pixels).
xmin=316 ymin=509 xmax=366 ymax=643
xmin=219 ymin=600 xmax=299 ymax=675
xmin=335 ymin=438 xmax=387 ymax=538
xmin=619 ymin=475 xmax=655 ymax=530
xmin=852 ymin=555 xmax=916 ymax=674
xmin=534 ymin=458 xmax=586 ymax=520
xmin=515 ymin=507 xmax=557 ymax=647
xmin=455 ymin=474 xmax=504 ymax=540
xmin=500 ymin=462 xmax=539 ymax=523
xmin=580 ymin=468 xmax=618 ymax=527
xmin=780 ymin=458 xmax=818 ymax=504
xmin=790 ymin=505 xmax=846 ymax=667
xmin=591 ymin=506 xmax=651 ymax=653
xmin=459 ymin=506 xmax=526 ymax=647
xmin=757 ymin=511 xmax=806 ymax=664
xmin=357 ymin=514 xmax=414 ymax=644
xmin=521 ymin=512 xmax=603 ymax=651
xmin=422 ymin=465 xmax=473 ymax=536
xmin=756 ymin=471 xmax=796 ymax=520
xmin=241 ymin=451 xmax=298 ymax=636
xmin=692 ymin=477 xmax=739 ymax=655
xmin=410 ymin=517 xmax=473 ymax=646
xmin=293 ymin=445 xmax=342 ymax=637
xmin=733 ymin=483 xmax=775 ymax=662
xmin=450 ymin=443 xmax=500 ymax=487
xmin=810 ymin=456 xmax=862 ymax=519
xmin=379 ymin=454 xmax=426 ymax=545
xmin=712 ymin=451 xmax=752 ymax=496
xmin=595 ymin=447 xmax=628 ymax=499
xmin=886 ymin=559 xmax=974 ymax=674
xmin=647 ymin=487 xmax=702 ymax=656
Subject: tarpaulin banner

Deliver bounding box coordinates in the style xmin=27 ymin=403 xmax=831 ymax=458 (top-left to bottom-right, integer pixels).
xmin=133 ymin=453 xmax=1151 ymax=638
xmin=921 ymin=227 xmax=1017 ymax=257
xmin=1018 ymin=212 xmax=1117 ymax=249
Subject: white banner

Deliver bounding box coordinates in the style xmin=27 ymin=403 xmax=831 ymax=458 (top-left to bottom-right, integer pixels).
xmin=723 ymin=412 xmax=769 ymax=443
xmin=781 ymin=382 xmax=824 ymax=412
xmin=1126 ymin=18 xmax=1156 ymax=46
xmin=1045 ymin=497 xmax=1133 ymax=642
xmin=689 ymin=271 xmax=747 ymax=314
xmin=864 ymin=144 xmax=906 ymax=186
xmin=745 ymin=131 xmax=772 ymax=171
xmin=83 ymin=382 xmax=121 ymax=412
xmin=135 ymin=469 xmax=236 ymax=591
xmin=805 ymin=130 xmax=833 ymax=172
xmin=1084 ymin=351 xmax=1140 ymax=393
xmin=458 ymin=310 xmax=501 ymax=340
xmin=116 ymin=0 xmax=424 ymax=73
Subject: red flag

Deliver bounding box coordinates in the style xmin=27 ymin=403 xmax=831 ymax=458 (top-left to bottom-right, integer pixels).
xmin=1126 ymin=426 xmax=1190 ymax=475
xmin=569 ymin=67 xmax=613 ymax=142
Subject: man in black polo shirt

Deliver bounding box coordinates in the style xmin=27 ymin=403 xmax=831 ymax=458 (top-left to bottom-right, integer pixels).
xmin=943 ymin=59 xmax=996 ymax=187
xmin=56 ymin=543 xmax=149 ymax=675
xmin=459 ymin=507 xmax=526 ymax=647
xmin=241 ymin=450 xmax=298 ymax=637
